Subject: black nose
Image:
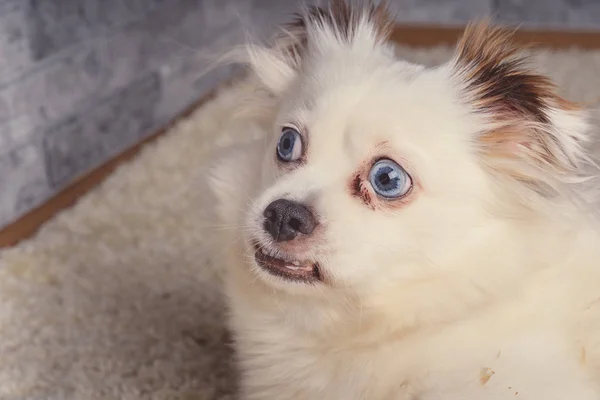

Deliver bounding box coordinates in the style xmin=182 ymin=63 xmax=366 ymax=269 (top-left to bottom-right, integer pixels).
xmin=263 ymin=199 xmax=317 ymax=242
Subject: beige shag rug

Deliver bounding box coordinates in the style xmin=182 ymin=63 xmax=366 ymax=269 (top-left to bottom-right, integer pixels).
xmin=1 ymin=45 xmax=599 ymax=400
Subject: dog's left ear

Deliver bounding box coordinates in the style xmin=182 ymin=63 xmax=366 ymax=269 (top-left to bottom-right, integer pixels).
xmin=451 ymin=21 xmax=592 ymax=193
xmin=247 ymin=0 xmax=393 ymax=94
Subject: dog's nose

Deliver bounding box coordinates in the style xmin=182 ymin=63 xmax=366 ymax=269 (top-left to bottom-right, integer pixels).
xmin=263 ymin=199 xmax=317 ymax=242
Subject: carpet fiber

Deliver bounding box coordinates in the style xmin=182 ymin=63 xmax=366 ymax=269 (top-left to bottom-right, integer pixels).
xmin=1 ymin=45 xmax=599 ymax=400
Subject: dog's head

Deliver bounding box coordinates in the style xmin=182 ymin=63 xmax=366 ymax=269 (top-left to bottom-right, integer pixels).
xmin=209 ymin=1 xmax=593 ymax=324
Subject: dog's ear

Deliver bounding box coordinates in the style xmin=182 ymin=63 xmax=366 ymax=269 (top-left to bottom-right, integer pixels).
xmin=451 ymin=21 xmax=592 ymax=195
xmin=248 ymin=0 xmax=393 ymax=94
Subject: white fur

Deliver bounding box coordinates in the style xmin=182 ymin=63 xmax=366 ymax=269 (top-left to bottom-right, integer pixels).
xmin=207 ymin=7 xmax=600 ymax=399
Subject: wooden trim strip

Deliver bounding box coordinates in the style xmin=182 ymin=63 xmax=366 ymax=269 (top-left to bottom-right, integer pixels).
xmin=391 ymin=24 xmax=600 ymax=49
xmin=2 ymin=24 xmax=600 ymax=248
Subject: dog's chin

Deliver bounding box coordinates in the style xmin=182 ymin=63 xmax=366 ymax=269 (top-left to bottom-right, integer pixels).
xmin=252 ymin=242 xmax=323 ymax=284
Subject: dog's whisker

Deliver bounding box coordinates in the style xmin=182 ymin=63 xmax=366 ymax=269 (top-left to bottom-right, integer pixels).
xmin=197 ymin=222 xmax=247 ymax=230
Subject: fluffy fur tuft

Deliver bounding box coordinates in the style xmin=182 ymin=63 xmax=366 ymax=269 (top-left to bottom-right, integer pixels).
xmin=279 ymin=0 xmax=393 ymax=63
xmin=207 ymin=2 xmax=600 ymax=399
xmin=451 ymin=21 xmax=597 ymax=212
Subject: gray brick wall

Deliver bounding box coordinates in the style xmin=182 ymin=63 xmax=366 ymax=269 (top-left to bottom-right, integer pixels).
xmin=0 ymin=0 xmax=306 ymax=228
xmin=1 ymin=0 xmax=599 ymax=229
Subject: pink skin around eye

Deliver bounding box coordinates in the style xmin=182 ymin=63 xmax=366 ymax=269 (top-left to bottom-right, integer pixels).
xmin=351 ymin=174 xmax=375 ymax=209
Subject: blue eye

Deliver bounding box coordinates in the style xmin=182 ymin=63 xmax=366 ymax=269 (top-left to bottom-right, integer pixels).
xmin=368 ymin=159 xmax=412 ymax=199
xmin=277 ymin=127 xmax=303 ymax=162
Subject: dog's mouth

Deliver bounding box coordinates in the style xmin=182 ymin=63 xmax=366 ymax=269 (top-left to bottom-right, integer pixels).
xmin=253 ymin=243 xmax=322 ymax=284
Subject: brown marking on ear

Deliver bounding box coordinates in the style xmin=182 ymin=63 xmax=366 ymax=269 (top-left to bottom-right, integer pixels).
xmin=279 ymin=0 xmax=393 ymax=64
xmin=455 ymin=20 xmax=582 ymax=122
xmin=454 ymin=20 xmax=587 ymax=190
xmin=554 ymin=96 xmax=581 ymax=112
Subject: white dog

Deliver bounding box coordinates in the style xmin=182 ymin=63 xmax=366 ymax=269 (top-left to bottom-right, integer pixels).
xmin=207 ymin=1 xmax=600 ymax=398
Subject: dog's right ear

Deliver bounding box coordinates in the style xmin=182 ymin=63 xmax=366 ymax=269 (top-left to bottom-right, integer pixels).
xmin=243 ymin=9 xmax=316 ymax=95
xmin=246 ymin=43 xmax=297 ymax=95
xmin=244 ymin=7 xmax=323 ymax=94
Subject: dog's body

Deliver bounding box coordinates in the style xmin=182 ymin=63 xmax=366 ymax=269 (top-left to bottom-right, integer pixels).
xmin=208 ymin=1 xmax=600 ymax=398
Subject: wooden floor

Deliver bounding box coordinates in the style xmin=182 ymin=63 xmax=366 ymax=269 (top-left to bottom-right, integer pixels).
xmin=1 ymin=23 xmax=600 ymax=248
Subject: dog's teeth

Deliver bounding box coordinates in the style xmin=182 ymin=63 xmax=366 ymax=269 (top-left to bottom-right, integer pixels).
xmin=292 ymin=261 xmax=300 ymax=266
xmin=286 ymin=265 xmax=300 ymax=270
